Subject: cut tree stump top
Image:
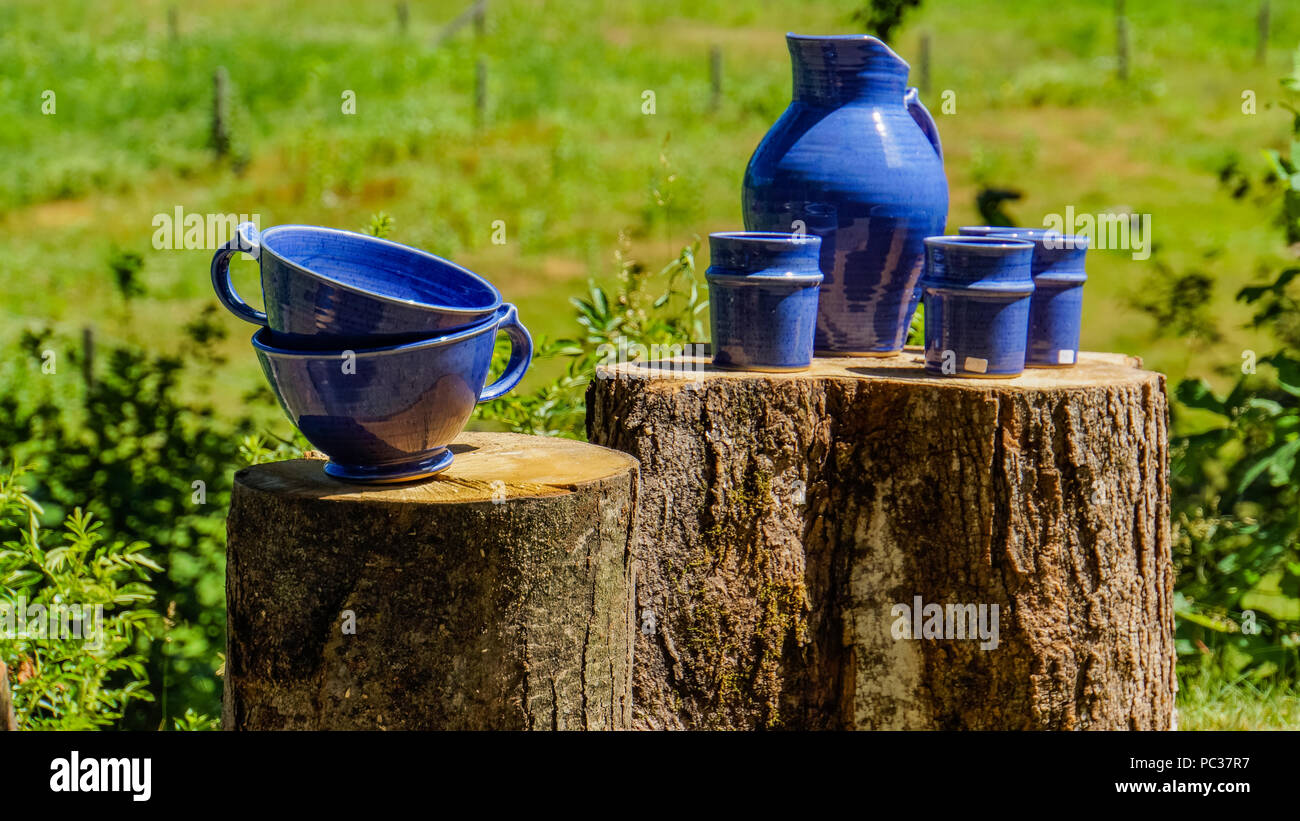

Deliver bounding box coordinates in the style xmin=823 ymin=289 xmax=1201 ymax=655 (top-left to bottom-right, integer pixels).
xmin=234 ymin=431 xmax=638 ymax=503
xmin=598 ymin=349 xmax=1158 ymax=392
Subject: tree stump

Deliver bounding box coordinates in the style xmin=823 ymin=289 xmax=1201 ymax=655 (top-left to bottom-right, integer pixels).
xmin=0 ymin=661 xmax=15 ymax=731
xmin=587 ymin=350 xmax=1174 ymax=730
xmin=223 ymin=432 xmax=638 ymax=730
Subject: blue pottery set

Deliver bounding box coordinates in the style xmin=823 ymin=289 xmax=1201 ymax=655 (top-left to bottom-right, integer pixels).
xmin=742 ymin=34 xmax=948 ymax=355
xmin=212 ymin=223 xmax=530 ymax=483
xmin=958 ymin=227 xmax=1089 ymax=367
xmin=217 ymin=33 xmax=1094 ymax=443
xmin=920 ymin=236 xmax=1035 ymax=378
xmin=707 ymin=232 xmax=822 ymax=371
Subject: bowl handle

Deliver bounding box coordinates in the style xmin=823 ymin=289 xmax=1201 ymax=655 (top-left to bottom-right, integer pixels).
xmin=478 ymin=304 xmax=533 ymax=403
xmin=210 ymin=222 xmax=268 ymax=326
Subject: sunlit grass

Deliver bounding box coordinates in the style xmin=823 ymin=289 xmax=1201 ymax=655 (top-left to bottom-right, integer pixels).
xmin=1177 ymin=673 xmax=1300 ymax=730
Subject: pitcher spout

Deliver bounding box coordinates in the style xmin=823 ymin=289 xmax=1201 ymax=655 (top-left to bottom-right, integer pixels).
xmin=787 ymin=33 xmax=909 ymax=104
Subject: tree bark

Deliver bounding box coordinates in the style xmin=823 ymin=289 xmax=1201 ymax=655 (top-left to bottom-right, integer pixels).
xmin=223 ymin=432 xmax=638 ymax=730
xmin=587 ymin=350 xmax=1175 ymax=730
xmin=0 ymin=661 xmax=15 ymax=731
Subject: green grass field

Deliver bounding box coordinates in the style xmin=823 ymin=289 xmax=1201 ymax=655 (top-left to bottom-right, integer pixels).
xmin=2 ymin=1 xmax=1299 ymax=728
xmin=1178 ymin=674 xmax=1300 ymax=730
xmin=2 ymin=0 xmax=1296 ymax=416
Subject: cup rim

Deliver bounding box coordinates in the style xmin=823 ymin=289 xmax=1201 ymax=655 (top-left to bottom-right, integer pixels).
xmin=253 ymin=304 xmax=511 ymax=359
xmin=258 ymin=225 xmax=503 ymax=314
xmin=958 ymin=226 xmax=1091 ymax=248
xmin=707 ymin=231 xmax=823 ymax=281
xmin=707 ymin=272 xmax=823 ymax=284
xmin=925 ymin=235 xmax=1035 ymax=253
xmin=708 ymin=230 xmax=821 ymax=245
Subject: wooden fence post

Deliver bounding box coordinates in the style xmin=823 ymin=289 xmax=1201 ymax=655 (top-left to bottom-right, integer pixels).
xmin=212 ymin=67 xmax=230 ymax=159
xmin=919 ymin=33 xmax=931 ymax=95
xmin=1257 ymin=0 xmax=1270 ymax=65
xmin=475 ymin=58 xmax=487 ymax=127
xmin=437 ymin=0 xmax=488 ymax=46
xmin=1115 ymin=0 xmax=1129 ymax=81
xmin=81 ymin=326 xmax=94 ymax=388
xmin=709 ymin=45 xmax=722 ymax=112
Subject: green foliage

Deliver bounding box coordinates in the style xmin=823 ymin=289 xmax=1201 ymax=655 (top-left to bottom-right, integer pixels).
xmin=1170 ymin=56 xmax=1300 ymax=682
xmin=851 ymin=0 xmax=923 ymax=43
xmin=1172 ymin=356 xmax=1300 ymax=680
xmin=1261 ymin=64 xmax=1300 ymax=246
xmin=365 ymin=211 xmax=395 ymax=239
xmin=0 ymin=287 xmax=269 ymax=727
xmin=0 ymin=465 xmax=159 ymax=729
xmin=172 ymin=707 xmax=221 ymax=731
xmin=239 ymin=432 xmax=306 ymax=466
xmin=107 ymin=247 xmax=146 ymax=302
xmin=477 ymin=233 xmax=708 ymax=437
xmin=906 ymin=302 xmax=925 ymax=348
xmin=1130 ymin=260 xmax=1223 ymax=346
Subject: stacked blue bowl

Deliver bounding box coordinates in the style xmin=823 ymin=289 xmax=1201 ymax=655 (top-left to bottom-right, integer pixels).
xmin=211 ymin=223 xmax=531 ymax=483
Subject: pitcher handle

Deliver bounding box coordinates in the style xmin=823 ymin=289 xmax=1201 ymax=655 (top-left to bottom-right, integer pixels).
xmin=210 ymin=221 xmax=267 ymax=326
xmin=905 ymin=87 xmax=943 ymax=162
xmin=478 ymin=304 xmax=533 ymax=403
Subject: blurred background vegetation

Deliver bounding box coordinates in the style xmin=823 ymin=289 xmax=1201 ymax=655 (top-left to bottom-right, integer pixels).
xmin=0 ymin=0 xmax=1297 ymax=729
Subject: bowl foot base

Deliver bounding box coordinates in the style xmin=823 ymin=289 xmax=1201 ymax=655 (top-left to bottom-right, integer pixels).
xmin=323 ymin=448 xmax=455 ymax=484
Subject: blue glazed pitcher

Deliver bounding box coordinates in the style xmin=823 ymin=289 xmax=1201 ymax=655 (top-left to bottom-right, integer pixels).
xmin=742 ymin=34 xmax=949 ymax=355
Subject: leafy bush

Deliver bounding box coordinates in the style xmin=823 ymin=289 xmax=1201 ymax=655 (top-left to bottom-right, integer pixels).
xmin=477 ymin=232 xmax=707 ymax=437
xmin=1173 ymin=344 xmax=1300 ymax=681
xmin=0 ymin=465 xmax=159 ymax=729
xmin=1169 ymin=57 xmax=1300 ymax=682
xmin=0 ymin=304 xmax=262 ymax=728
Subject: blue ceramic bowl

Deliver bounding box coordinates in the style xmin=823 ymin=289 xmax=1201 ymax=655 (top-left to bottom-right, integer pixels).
xmin=213 ymin=223 xmax=503 ymax=349
xmin=921 ymin=236 xmax=1035 ymax=378
xmin=959 ymin=227 xmax=1089 ymax=367
xmin=707 ymin=232 xmax=822 ymax=371
xmin=253 ymin=304 xmax=532 ymax=483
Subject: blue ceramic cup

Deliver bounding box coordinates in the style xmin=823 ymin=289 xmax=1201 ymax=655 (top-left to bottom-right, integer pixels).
xmin=253 ymin=303 xmax=532 ymax=483
xmin=212 ymin=223 xmax=503 ymax=349
xmin=706 ymin=232 xmax=822 ymax=371
xmin=959 ymin=226 xmax=1089 ymax=367
xmin=921 ymin=236 xmax=1035 ymax=378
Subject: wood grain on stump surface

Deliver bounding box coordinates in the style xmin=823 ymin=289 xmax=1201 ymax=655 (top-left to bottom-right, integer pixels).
xmin=238 ymin=431 xmax=638 ymax=503
xmin=588 ymin=349 xmax=1175 ymax=731
xmin=598 ymin=349 xmax=1149 ymax=388
xmin=225 ymin=432 xmax=638 ymax=731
